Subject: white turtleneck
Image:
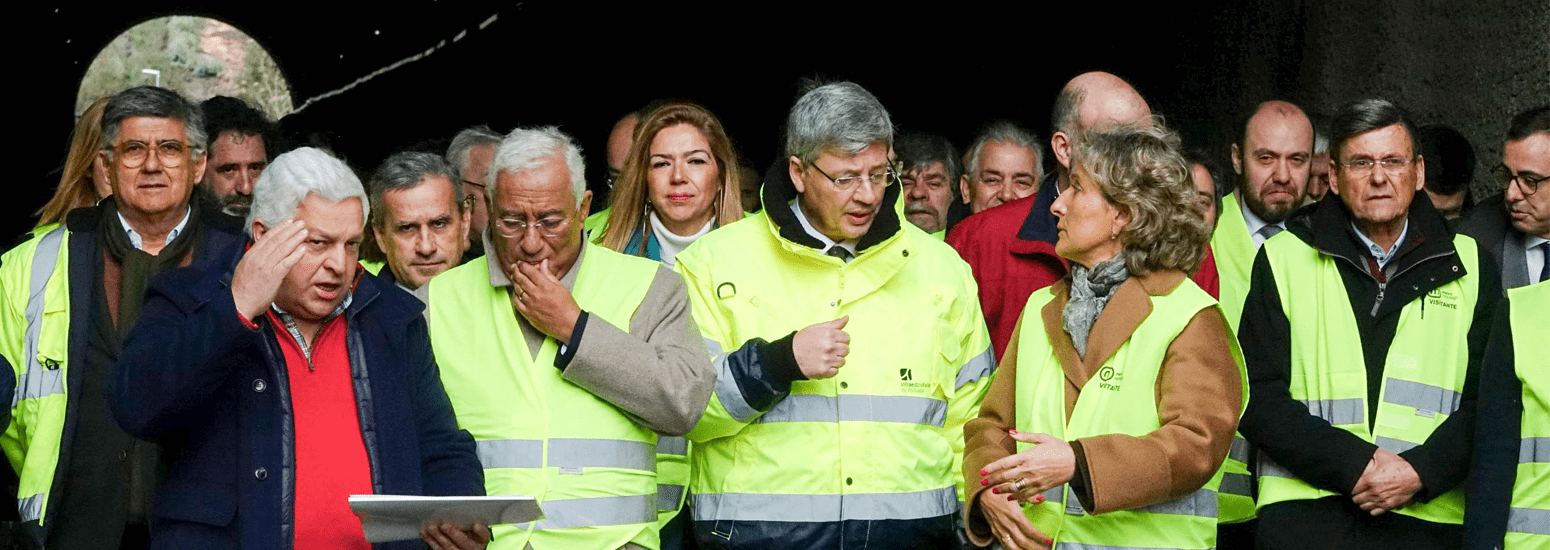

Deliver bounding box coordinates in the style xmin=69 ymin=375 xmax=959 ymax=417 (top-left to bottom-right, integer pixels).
xmin=649 ymin=211 xmax=713 ymax=268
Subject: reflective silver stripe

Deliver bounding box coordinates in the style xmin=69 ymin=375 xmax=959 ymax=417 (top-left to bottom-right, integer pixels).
xmin=1221 ymin=472 xmax=1253 ymax=497
xmin=955 ymin=348 xmax=995 ymax=390
xmin=693 ymin=487 xmax=957 ymax=522
xmin=477 ymin=439 xmax=544 ymax=468
xmin=707 ymin=338 xmax=759 ymax=423
xmin=1375 ymin=436 xmax=1419 ymax=454
xmin=548 ymin=438 xmax=655 ymax=471
xmin=756 ymin=394 xmax=947 ymax=427
xmin=517 ymin=494 xmax=657 ymax=530
xmin=1301 ymin=398 xmax=1364 ymax=426
xmin=657 ymin=484 xmax=685 ymax=512
xmin=1040 ymin=486 xmax=1063 ymax=504
xmin=1521 ymin=437 xmax=1550 ymax=464
xmin=1136 ymin=488 xmax=1217 ymax=518
xmin=1258 ymin=455 xmax=1294 ymax=479
xmin=1508 ymin=507 xmax=1550 ymax=535
xmin=658 ymin=436 xmax=689 ymax=456
xmin=1065 ymin=484 xmax=1085 ymax=515
xmin=1229 ymin=436 xmax=1251 ymax=463
xmin=16 ymin=492 xmax=43 ymax=523
xmin=16 ymin=228 xmax=66 ymax=406
xmin=1383 ymin=378 xmax=1461 ymax=416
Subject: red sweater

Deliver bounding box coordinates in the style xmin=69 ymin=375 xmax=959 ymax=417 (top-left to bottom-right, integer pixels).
xmin=267 ymin=311 xmax=373 ymax=550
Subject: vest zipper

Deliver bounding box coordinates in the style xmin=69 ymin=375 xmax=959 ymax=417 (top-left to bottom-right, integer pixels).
xmin=1370 ymin=282 xmax=1385 ymax=317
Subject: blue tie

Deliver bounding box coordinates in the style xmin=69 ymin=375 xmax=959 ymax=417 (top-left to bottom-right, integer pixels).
xmin=1538 ymin=242 xmax=1549 ymax=284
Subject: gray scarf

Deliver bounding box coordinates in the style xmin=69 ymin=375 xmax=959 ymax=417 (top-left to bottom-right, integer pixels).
xmin=1063 ymin=253 xmax=1130 ymax=357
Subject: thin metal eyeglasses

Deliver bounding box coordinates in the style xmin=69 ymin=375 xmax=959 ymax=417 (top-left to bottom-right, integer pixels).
xmin=102 ymin=140 xmax=192 ymax=168
xmin=808 ymin=161 xmax=900 ymax=190
xmin=1339 ymin=156 xmax=1414 ymax=177
xmin=494 ymin=211 xmax=576 ymax=238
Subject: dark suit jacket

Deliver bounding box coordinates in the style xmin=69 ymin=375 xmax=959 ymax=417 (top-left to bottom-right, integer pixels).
xmin=1459 ymin=194 xmax=1533 ymax=289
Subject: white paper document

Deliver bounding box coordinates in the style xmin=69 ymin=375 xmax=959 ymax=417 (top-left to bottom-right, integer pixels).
xmin=349 ymin=494 xmax=544 ymax=543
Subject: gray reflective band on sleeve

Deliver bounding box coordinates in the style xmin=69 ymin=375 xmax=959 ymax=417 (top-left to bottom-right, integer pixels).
xmin=1383 ymin=378 xmax=1462 ymax=416
xmin=1220 ymin=472 xmax=1254 ymax=497
xmin=16 ymin=492 xmax=43 ymax=523
xmin=476 ymin=439 xmax=544 ymax=468
xmin=1508 ymin=507 xmax=1550 ymax=535
xmin=707 ymin=338 xmax=759 ymax=423
xmin=755 ymin=394 xmax=947 ymax=427
xmin=16 ymin=228 xmax=66 ymax=407
xmin=1520 ymin=437 xmax=1550 ymax=464
xmin=1258 ymin=455 xmax=1294 ymax=479
xmin=1229 ymin=436 xmax=1251 ymax=463
xmin=547 ymin=438 xmax=656 ymax=471
xmin=657 ymin=436 xmax=689 ymax=456
xmin=657 ymin=484 xmax=685 ymax=511
xmin=1136 ymin=488 xmax=1218 ymax=518
xmin=692 ymin=486 xmax=957 ymax=522
xmin=1300 ymin=398 xmax=1364 ymax=426
xmin=516 ymin=494 xmax=658 ymax=530
xmin=955 ymin=348 xmax=996 ymax=390
xmin=1375 ymin=436 xmax=1419 ymax=454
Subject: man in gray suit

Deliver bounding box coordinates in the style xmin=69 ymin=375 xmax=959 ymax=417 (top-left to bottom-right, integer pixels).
xmin=1460 ymin=105 xmax=1550 ymax=289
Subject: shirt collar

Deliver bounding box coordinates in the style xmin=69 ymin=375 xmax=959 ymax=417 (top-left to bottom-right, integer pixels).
xmin=1238 ymin=199 xmax=1282 ymax=249
xmin=1349 ymin=220 xmax=1410 ymax=268
xmin=483 ymin=227 xmax=582 ymax=292
xmin=118 ymin=206 xmax=192 ymax=251
xmin=1525 ymin=233 xmax=1550 ymax=249
xmin=790 ymin=200 xmax=858 ymax=257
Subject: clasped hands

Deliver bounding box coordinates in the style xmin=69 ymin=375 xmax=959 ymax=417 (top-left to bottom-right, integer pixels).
xmin=1351 ymin=448 xmax=1422 ymax=516
xmin=973 ymin=430 xmax=1074 ymax=550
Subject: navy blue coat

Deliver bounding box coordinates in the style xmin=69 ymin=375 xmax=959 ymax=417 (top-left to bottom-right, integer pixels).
xmin=109 ymin=241 xmax=483 ymax=549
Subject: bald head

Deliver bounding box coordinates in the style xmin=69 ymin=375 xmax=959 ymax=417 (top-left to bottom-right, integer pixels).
xmin=1051 ymin=71 xmax=1153 ymax=176
xmin=606 ymin=112 xmax=640 ymax=185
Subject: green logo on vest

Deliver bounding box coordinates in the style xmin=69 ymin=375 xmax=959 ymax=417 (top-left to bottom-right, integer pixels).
xmin=1426 ymin=288 xmax=1458 ymax=310
xmin=1097 ymin=366 xmax=1122 ymax=391
xmin=899 ymin=368 xmax=912 ymax=381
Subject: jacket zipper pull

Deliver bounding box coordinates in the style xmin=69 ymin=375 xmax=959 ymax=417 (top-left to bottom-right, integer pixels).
xmin=1370 ymin=282 xmax=1386 ymax=317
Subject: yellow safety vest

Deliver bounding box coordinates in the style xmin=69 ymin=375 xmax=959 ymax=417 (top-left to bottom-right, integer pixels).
xmin=1256 ymin=232 xmax=1481 ymax=525
xmin=1014 ymin=279 xmax=1242 ymax=550
xmin=676 ymin=211 xmax=994 ymax=531
xmin=428 ymin=242 xmax=664 ymax=549
xmin=1207 ymin=192 xmax=1259 ymax=523
xmin=1507 ymin=281 xmax=1550 ymax=548
xmin=0 ymin=226 xmax=69 ymax=534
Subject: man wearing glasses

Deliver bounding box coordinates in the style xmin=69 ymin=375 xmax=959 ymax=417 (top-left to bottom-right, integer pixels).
xmin=1461 ymin=105 xmax=1550 ymax=289
xmin=1238 ymin=98 xmax=1500 ymax=549
xmin=425 ymin=126 xmax=715 ymax=550
xmin=672 ymin=82 xmax=994 ymax=549
xmin=0 ymin=86 xmax=246 ymax=549
xmin=446 ymin=125 xmax=502 ymax=260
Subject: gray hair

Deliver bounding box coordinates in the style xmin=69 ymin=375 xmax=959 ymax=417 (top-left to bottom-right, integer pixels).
xmin=446 ymin=125 xmax=502 ymax=173
xmin=101 ymin=86 xmax=208 ymax=154
xmin=784 ymin=82 xmax=894 ymax=164
xmin=367 ymin=151 xmax=463 ymax=228
xmin=964 ymin=121 xmax=1045 ymax=180
xmin=247 ymin=147 xmax=369 ymax=236
xmin=489 ymin=126 xmax=586 ymax=207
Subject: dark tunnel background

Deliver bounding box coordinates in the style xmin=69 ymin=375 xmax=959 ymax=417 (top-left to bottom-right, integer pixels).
xmin=10 ymin=1 xmax=1549 ymax=245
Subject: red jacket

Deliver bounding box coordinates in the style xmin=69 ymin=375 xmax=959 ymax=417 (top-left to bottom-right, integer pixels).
xmin=947 ymin=175 xmax=1219 ymax=361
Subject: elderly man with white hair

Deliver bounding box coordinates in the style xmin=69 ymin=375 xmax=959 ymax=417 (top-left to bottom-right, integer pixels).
xmin=425 ymin=127 xmax=715 ymax=550
xmin=109 ymin=147 xmax=488 ymax=550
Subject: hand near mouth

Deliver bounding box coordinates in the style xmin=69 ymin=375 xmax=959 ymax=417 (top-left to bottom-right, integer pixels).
xmin=510 ymin=259 xmax=582 ymax=342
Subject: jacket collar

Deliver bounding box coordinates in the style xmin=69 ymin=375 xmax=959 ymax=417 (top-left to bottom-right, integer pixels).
xmin=1287 ymin=191 xmax=1459 ymax=281
xmin=760 ymin=157 xmax=904 ymax=253
xmin=1041 ymin=270 xmax=1188 ymax=397
xmin=1011 ymin=172 xmax=1068 ymax=264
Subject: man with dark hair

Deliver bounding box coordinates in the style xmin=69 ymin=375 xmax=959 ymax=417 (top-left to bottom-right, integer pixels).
xmin=1417 ymin=124 xmax=1478 ymax=225
xmin=1460 ymin=105 xmax=1550 ymax=289
xmin=1238 ymin=98 xmax=1499 ymax=549
xmin=958 ymin=121 xmax=1044 ymax=215
xmin=200 ymin=96 xmax=272 ymax=218
xmin=895 ymin=132 xmax=961 ymax=236
xmin=367 ymin=151 xmax=470 ymax=293
xmin=0 ymin=86 xmax=246 ymax=549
